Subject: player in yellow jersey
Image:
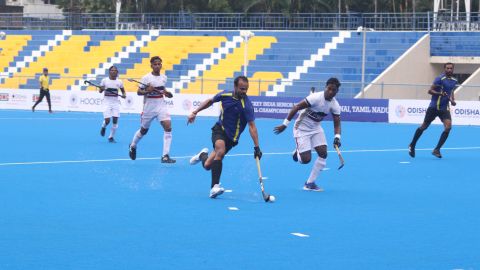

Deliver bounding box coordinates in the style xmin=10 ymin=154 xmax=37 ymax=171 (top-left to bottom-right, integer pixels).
xmin=32 ymin=68 xmax=52 ymax=113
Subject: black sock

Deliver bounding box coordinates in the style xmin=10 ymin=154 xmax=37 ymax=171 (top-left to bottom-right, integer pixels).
xmin=435 ymin=131 xmax=449 ymax=150
xmin=211 ymin=160 xmax=222 ymax=188
xmin=200 ymin=152 xmax=208 ymax=169
xmin=410 ymin=128 xmax=424 ymax=147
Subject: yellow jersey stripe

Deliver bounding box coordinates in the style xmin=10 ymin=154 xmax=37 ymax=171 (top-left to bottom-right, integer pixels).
xmin=233 ymin=118 xmax=240 ymax=142
xmin=220 ymin=102 xmax=224 ymax=123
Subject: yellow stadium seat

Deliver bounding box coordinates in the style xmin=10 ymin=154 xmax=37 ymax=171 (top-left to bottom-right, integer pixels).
xmin=50 ymin=35 xmax=137 ymax=90
xmin=249 ymin=72 xmax=284 ymax=96
xmin=181 ymin=36 xmax=277 ymax=94
xmin=122 ymin=36 xmax=226 ymax=92
xmin=0 ymin=35 xmax=90 ymax=89
xmin=0 ymin=35 xmax=31 ymax=74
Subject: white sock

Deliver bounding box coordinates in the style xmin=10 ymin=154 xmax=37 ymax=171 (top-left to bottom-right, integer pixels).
xmin=101 ymin=120 xmax=107 ymax=128
xmin=163 ymin=131 xmax=172 ymax=156
xmin=297 ymin=151 xmax=305 ymax=164
xmin=131 ymin=129 xmax=143 ymax=147
xmin=109 ymin=123 xmax=118 ymax=138
xmin=306 ymin=157 xmax=326 ymax=184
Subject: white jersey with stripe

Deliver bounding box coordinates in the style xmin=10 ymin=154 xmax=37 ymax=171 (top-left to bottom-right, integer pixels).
xmin=140 ymin=73 xmax=168 ymax=113
xmin=100 ymin=77 xmax=124 ymax=103
xmin=293 ymin=91 xmax=341 ymax=137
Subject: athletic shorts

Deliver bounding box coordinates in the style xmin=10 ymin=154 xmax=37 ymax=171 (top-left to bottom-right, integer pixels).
xmin=211 ymin=124 xmax=237 ymax=154
xmin=293 ymin=127 xmax=327 ymax=154
xmin=103 ymin=100 xmax=120 ymax=118
xmin=140 ymin=108 xmax=171 ymax=129
xmin=423 ymin=107 xmax=451 ymax=123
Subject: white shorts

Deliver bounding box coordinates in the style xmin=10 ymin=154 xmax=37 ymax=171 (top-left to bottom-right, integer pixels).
xmin=293 ymin=127 xmax=327 ymax=153
xmin=141 ymin=109 xmax=171 ymax=129
xmin=103 ymin=101 xmax=120 ymax=118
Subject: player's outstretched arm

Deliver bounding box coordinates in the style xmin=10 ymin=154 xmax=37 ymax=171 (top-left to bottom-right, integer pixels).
xmin=332 ymin=114 xmax=342 ymax=148
xmin=248 ymin=121 xmax=262 ymax=159
xmin=450 ymin=91 xmax=456 ymax=106
xmin=273 ymin=100 xmax=309 ymax=134
xmin=120 ymin=87 xmax=126 ymax=98
xmin=187 ymin=98 xmax=214 ymax=125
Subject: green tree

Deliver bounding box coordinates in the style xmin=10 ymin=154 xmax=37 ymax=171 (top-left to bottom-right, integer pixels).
xmin=208 ymin=0 xmax=233 ymax=12
xmin=53 ymin=0 xmax=476 ymax=14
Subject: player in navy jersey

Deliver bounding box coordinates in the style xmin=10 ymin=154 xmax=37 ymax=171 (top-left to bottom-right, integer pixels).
xmin=409 ymin=62 xmax=457 ymax=158
xmin=187 ymin=76 xmax=262 ymax=199
xmin=274 ymin=77 xmax=342 ymax=192
xmin=99 ymin=66 xmax=126 ymax=143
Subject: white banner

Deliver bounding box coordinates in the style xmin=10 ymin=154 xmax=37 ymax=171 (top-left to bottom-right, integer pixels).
xmin=389 ymin=99 xmax=480 ymax=126
xmin=0 ymin=89 xmax=220 ymax=117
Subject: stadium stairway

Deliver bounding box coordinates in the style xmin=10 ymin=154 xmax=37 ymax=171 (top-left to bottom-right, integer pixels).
xmin=0 ymin=34 xmax=31 ymax=76
xmin=180 ymin=35 xmax=277 ymax=94
xmin=122 ymin=33 xmax=227 ymax=92
xmin=0 ymin=30 xmax=424 ymax=98
xmin=276 ymin=31 xmax=424 ymax=98
xmin=430 ymin=32 xmax=480 ymax=57
xmin=223 ymin=31 xmax=339 ymax=95
xmin=0 ymin=30 xmax=66 ymax=86
xmin=71 ymin=30 xmax=155 ymax=92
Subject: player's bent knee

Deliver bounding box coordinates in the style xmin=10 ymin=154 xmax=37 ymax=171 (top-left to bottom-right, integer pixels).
xmin=301 ymin=158 xmax=311 ymax=164
xmin=319 ymin=151 xmax=327 ymax=159
xmin=140 ymin=128 xmax=149 ymax=135
xmin=299 ymin=155 xmax=311 ymax=164
xmin=164 ymin=128 xmax=172 ymax=132
xmin=215 ymin=151 xmax=226 ymax=159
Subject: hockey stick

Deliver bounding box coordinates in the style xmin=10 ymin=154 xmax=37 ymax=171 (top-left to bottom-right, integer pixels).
xmin=127 ymin=78 xmax=148 ymax=87
xmin=334 ymin=145 xmax=345 ymax=170
xmin=84 ymin=81 xmax=125 ymax=98
xmin=104 ymin=88 xmax=126 ymax=98
xmin=84 ymin=80 xmax=101 ymax=88
xmin=127 ymin=78 xmax=172 ymax=97
xmin=255 ymin=157 xmax=275 ymax=203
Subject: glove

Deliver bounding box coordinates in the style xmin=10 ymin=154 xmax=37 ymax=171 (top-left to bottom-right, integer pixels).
xmin=254 ymin=146 xmax=262 ymax=160
xmin=333 ymin=137 xmax=341 ymax=148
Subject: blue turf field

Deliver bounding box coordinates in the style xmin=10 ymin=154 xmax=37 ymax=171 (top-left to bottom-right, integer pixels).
xmin=1 ymin=110 xmax=479 ymax=270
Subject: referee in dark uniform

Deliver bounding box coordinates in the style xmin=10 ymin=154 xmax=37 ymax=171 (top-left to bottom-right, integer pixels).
xmin=187 ymin=76 xmax=263 ymax=198
xmin=409 ymin=62 xmax=457 ymax=158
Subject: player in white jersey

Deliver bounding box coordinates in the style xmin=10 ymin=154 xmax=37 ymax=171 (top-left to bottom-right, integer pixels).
xmin=274 ymin=77 xmax=342 ymax=191
xmin=99 ymin=66 xmax=126 ymax=143
xmin=128 ymin=56 xmax=176 ymax=163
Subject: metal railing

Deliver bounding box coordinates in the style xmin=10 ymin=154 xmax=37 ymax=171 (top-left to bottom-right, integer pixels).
xmin=2 ymin=75 xmax=480 ymax=101
xmin=1 ymin=12 xmax=480 ymax=31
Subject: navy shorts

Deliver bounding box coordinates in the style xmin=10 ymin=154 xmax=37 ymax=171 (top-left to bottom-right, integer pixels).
xmin=211 ymin=124 xmax=237 ymax=154
xmin=423 ymin=107 xmax=451 ymax=123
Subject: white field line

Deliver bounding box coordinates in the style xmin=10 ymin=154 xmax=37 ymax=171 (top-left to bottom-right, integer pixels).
xmin=0 ymin=146 xmax=479 ymax=167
